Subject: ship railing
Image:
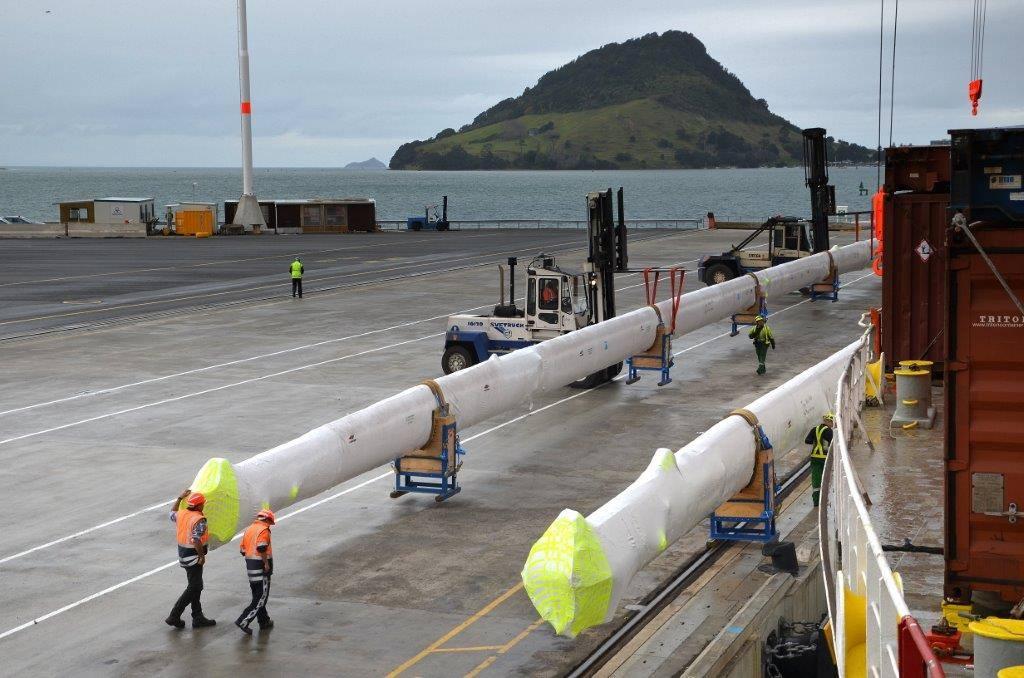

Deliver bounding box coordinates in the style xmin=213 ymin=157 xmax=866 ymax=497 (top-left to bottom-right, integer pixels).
xmin=822 ymin=325 xmax=943 ymax=677
xmin=376 ymin=218 xmax=705 ymax=231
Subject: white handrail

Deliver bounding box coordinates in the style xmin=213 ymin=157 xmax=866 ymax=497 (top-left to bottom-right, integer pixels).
xmin=824 ymin=328 xmax=916 ymax=678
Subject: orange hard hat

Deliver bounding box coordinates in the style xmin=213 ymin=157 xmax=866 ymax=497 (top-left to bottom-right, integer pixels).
xmin=186 ymin=492 xmax=206 ymax=508
xmin=256 ymin=508 xmax=276 ymax=525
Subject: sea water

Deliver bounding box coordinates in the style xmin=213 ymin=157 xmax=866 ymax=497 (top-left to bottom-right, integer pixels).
xmin=0 ymin=166 xmax=879 ymax=224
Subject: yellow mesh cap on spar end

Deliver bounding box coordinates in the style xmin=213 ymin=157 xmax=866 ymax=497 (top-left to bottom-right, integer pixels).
xmin=521 ymin=509 xmax=613 ymax=638
xmin=189 ymin=458 xmax=240 ymax=545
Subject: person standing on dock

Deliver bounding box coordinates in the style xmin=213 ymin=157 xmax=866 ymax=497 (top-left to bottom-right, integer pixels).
xmin=805 ymin=413 xmax=835 ymax=506
xmin=235 ymin=509 xmax=275 ymax=635
xmin=748 ymin=315 xmax=775 ymax=375
xmin=290 ymin=257 xmax=304 ymax=298
xmin=166 ymin=489 xmax=216 ymax=629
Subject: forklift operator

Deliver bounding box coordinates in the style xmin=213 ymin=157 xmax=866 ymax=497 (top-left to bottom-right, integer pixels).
xmin=539 ymin=279 xmax=559 ymax=309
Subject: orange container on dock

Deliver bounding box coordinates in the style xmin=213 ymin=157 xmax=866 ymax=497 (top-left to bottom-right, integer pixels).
xmin=176 ymin=210 xmax=214 ymax=237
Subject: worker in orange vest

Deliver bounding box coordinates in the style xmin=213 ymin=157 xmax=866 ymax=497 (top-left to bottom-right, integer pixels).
xmin=235 ymin=508 xmax=276 ymax=634
xmin=166 ymin=489 xmax=216 ymax=628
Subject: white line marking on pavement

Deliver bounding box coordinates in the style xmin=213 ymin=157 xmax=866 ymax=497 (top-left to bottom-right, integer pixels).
xmin=0 ymin=269 xmax=695 ymax=562
xmin=0 ymin=234 xmax=696 ymax=417
xmin=0 ymin=272 xmax=877 ymax=642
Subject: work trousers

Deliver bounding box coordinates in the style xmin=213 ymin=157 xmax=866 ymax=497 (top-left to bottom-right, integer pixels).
xmin=810 ymin=455 xmax=826 ymax=506
xmin=754 ymin=342 xmax=769 ymax=373
xmin=291 ymin=278 xmax=303 ymax=298
xmin=170 ymin=564 xmax=205 ymax=620
xmin=236 ymin=576 xmax=271 ymax=628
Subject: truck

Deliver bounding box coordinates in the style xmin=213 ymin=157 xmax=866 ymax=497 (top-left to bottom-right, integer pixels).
xmin=441 ymin=188 xmax=627 ymax=387
xmin=697 ymin=127 xmax=836 ymax=286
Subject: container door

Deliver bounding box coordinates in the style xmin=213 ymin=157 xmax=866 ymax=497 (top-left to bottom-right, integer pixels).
xmin=945 ymin=228 xmax=1024 ymax=603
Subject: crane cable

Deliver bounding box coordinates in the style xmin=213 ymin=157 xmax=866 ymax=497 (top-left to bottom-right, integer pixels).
xmin=888 ymin=0 xmax=899 ymax=147
xmin=875 ymin=0 xmax=885 ymax=188
xmin=969 ymin=0 xmax=987 ymax=115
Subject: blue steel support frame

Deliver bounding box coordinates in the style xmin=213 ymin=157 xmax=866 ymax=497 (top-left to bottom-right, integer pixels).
xmin=709 ymin=425 xmax=778 ymax=543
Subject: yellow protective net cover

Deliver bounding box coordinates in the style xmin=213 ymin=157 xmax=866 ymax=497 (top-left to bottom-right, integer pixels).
xmin=521 ymin=509 xmax=613 ymax=637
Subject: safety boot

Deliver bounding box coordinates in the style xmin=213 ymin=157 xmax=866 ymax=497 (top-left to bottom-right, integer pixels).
xmin=164 ymin=616 xmax=185 ymax=629
xmin=192 ymin=616 xmax=217 ymax=628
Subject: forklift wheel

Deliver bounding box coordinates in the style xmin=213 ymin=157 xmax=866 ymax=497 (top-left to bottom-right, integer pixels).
xmin=704 ymin=263 xmax=734 ymax=286
xmin=442 ymin=346 xmax=475 ymax=374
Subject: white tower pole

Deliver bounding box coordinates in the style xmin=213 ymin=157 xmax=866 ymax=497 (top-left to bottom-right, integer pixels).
xmin=231 ymin=0 xmax=266 ymax=231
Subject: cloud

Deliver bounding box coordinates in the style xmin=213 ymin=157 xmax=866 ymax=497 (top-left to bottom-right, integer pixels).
xmin=1 ymin=0 xmax=1021 ymax=165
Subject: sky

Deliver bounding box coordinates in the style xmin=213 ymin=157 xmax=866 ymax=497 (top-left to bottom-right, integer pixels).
xmin=1 ymin=0 xmax=1020 ymax=167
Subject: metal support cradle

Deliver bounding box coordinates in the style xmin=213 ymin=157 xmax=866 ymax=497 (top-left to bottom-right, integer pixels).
xmin=730 ymin=274 xmax=769 ymax=337
xmin=809 ymin=251 xmax=840 ymax=303
xmin=626 ymin=268 xmax=684 ymax=386
xmin=390 ymin=380 xmax=465 ymax=502
xmin=710 ymin=408 xmax=779 ymax=542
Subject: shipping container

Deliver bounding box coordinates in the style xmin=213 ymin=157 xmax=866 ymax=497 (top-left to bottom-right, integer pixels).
xmin=223 ymin=198 xmax=376 ymax=233
xmin=881 ymin=193 xmax=949 ymax=373
xmin=944 ymin=224 xmax=1024 ymax=605
xmin=885 ymin=144 xmax=951 ymax=193
xmin=950 ymin=126 xmax=1024 ymax=223
xmin=176 ymin=210 xmax=214 ymax=236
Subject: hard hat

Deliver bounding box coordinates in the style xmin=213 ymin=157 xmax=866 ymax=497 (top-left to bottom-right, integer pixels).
xmin=823 ymin=412 xmax=836 ymax=421
xmin=186 ymin=492 xmax=206 ymax=508
xmin=256 ymin=508 xmax=276 ymax=525
xmin=754 ymin=315 xmax=765 ymax=322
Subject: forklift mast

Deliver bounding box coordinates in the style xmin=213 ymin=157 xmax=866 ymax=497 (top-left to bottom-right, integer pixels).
xmin=802 ymin=128 xmax=836 ymax=253
xmin=586 ymin=188 xmax=628 ymax=324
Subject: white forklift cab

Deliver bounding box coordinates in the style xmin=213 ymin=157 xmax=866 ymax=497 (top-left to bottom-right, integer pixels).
xmin=441 ymin=255 xmax=591 ymax=373
xmin=442 ymin=188 xmax=627 ymax=386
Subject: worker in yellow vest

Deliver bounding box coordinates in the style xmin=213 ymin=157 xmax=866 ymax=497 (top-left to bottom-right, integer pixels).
xmin=290 ymin=257 xmax=304 ymax=298
xmin=235 ymin=508 xmax=276 ymax=634
xmin=805 ymin=413 xmax=835 ymax=507
xmin=748 ymin=315 xmax=775 ymax=375
xmin=166 ymin=489 xmax=216 ymax=628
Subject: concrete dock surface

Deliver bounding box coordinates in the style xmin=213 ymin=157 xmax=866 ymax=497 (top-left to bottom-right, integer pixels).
xmin=0 ymin=229 xmax=880 ymax=676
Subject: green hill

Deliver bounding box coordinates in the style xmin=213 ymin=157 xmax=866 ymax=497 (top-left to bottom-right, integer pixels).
xmin=389 ymin=31 xmax=872 ymax=170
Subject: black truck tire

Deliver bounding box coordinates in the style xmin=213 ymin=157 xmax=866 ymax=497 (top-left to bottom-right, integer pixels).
xmin=442 ymin=346 xmax=475 ymax=374
xmin=704 ymin=263 xmax=735 ymax=286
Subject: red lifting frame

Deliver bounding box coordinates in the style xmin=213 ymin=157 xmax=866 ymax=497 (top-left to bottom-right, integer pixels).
xmin=642 ymin=267 xmax=685 ymax=333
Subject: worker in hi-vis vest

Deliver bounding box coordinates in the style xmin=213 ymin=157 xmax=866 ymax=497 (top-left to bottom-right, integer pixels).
xmin=290 ymin=257 xmax=304 ymax=298
xmin=748 ymin=315 xmax=775 ymax=375
xmin=166 ymin=489 xmax=216 ymax=629
xmin=805 ymin=413 xmax=835 ymax=507
xmin=235 ymin=509 xmax=276 ymax=634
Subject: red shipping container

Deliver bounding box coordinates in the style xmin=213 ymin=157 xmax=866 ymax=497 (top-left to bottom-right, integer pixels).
xmin=885 ymin=145 xmax=951 ymax=193
xmin=881 ymin=193 xmax=949 ymax=373
xmin=944 ymin=225 xmax=1024 ymax=604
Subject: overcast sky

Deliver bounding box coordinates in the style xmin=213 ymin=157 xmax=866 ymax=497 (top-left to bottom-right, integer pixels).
xmin=1 ymin=0 xmax=1020 ymax=167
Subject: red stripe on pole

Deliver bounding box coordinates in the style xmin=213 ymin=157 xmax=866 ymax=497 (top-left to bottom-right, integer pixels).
xmin=240 ymin=102 xmax=252 ymax=114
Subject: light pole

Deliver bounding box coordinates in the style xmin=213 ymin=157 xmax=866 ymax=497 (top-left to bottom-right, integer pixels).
xmin=230 ymin=0 xmax=266 ymax=233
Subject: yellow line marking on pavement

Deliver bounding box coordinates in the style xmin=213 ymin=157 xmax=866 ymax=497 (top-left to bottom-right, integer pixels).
xmin=465 ymin=619 xmax=545 ymax=678
xmin=429 ymin=645 xmax=505 ymax=654
xmin=385 ymin=583 xmax=524 ymax=677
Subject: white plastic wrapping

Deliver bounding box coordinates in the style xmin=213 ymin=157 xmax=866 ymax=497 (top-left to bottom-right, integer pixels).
xmin=193 ymin=241 xmax=872 ymax=546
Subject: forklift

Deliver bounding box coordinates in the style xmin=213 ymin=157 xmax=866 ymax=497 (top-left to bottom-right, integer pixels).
xmin=697 ymin=128 xmax=836 ymax=286
xmin=441 ymin=188 xmax=630 ymax=387
xmin=407 ymin=195 xmax=450 ymax=231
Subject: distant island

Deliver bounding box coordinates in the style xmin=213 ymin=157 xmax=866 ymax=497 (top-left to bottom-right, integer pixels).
xmin=344 ymin=157 xmax=387 ymax=170
xmin=390 ymin=31 xmax=872 ymax=170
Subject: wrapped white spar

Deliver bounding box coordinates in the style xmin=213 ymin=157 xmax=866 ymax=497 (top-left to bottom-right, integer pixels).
xmin=186 ymin=242 xmax=871 ymax=546
xmin=519 ymin=338 xmax=864 ymax=637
